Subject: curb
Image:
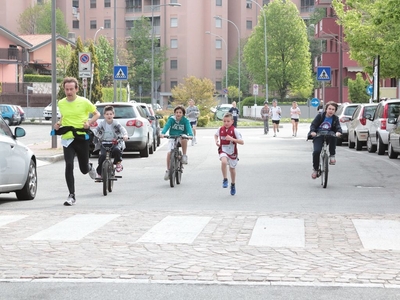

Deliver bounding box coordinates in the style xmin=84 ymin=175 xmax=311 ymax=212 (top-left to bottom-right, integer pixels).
xmin=36 ymin=154 xmax=64 ymax=163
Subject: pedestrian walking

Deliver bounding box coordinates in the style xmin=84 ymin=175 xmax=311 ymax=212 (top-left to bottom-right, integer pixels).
xmin=228 ymin=101 xmax=239 ymax=128
xmin=290 ymin=101 xmax=301 ymax=137
xmin=269 ymin=99 xmax=282 ymax=137
xmin=214 ymin=112 xmax=244 ymax=196
xmin=54 ymin=77 xmax=100 ymax=206
xmin=186 ymin=99 xmax=200 ymax=146
xmin=260 ymin=101 xmax=270 ymax=134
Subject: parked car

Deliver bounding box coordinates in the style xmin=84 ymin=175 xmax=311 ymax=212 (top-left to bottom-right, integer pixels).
xmin=146 ymin=104 xmax=161 ymax=146
xmin=15 ymin=105 xmax=25 ymax=123
xmin=137 ymin=103 xmax=158 ymax=152
xmin=367 ymin=98 xmax=400 ymax=155
xmin=214 ymin=104 xmax=233 ymax=120
xmin=43 ymin=102 xmax=61 ymax=120
xmin=0 ymin=116 xmax=37 ymax=200
xmin=0 ymin=104 xmax=20 ymax=126
xmin=92 ymin=102 xmax=154 ymax=157
xmin=334 ymin=103 xmax=359 ymax=146
xmin=388 ymin=115 xmax=400 ymax=159
xmin=347 ymin=103 xmax=378 ymax=151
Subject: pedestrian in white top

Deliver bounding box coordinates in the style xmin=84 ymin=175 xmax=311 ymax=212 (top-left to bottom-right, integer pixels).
xmin=269 ymin=99 xmax=281 ymax=137
xmin=290 ymin=101 xmax=301 ymax=137
xmin=186 ymin=99 xmax=200 ymax=145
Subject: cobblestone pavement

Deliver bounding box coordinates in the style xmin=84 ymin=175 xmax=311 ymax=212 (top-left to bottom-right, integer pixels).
xmin=1 ymin=209 xmax=400 ymax=287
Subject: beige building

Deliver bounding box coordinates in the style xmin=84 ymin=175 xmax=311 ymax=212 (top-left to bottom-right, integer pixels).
xmin=0 ymin=0 xmax=314 ymax=102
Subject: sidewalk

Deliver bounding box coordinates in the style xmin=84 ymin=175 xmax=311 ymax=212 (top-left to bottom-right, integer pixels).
xmin=29 ymin=139 xmax=64 ymax=163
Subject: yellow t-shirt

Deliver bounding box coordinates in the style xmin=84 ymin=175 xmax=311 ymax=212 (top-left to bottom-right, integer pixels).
xmin=58 ymin=96 xmax=97 ymax=140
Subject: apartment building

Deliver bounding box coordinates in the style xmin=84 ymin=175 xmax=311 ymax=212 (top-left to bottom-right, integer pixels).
xmin=0 ymin=0 xmax=314 ymax=101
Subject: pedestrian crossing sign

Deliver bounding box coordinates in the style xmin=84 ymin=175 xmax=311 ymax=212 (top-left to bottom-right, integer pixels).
xmin=113 ymin=65 xmax=128 ymax=80
xmin=317 ymin=66 xmax=331 ymax=81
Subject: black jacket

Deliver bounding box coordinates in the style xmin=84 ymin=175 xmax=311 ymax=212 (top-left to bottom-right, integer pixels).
xmin=308 ymin=112 xmax=342 ymax=139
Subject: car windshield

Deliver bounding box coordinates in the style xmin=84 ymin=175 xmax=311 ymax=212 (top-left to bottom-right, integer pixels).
xmin=344 ymin=106 xmax=357 ymax=116
xmin=364 ymin=105 xmax=377 ymax=117
xmin=97 ymin=106 xmax=137 ymax=119
xmin=388 ymin=103 xmax=400 ymax=118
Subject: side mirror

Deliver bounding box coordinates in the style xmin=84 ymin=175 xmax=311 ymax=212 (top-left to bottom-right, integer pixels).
xmin=148 ymin=115 xmax=156 ymax=121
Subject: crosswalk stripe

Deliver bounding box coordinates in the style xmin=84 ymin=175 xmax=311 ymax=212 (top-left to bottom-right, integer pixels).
xmin=352 ymin=219 xmax=400 ymax=250
xmin=25 ymin=214 xmax=120 ymax=241
xmin=0 ymin=215 xmax=27 ymax=227
xmin=249 ymin=217 xmax=305 ymax=247
xmin=137 ymin=216 xmax=212 ymax=244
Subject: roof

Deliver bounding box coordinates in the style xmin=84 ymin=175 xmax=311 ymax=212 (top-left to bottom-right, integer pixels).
xmin=0 ymin=26 xmax=32 ymax=48
xmin=19 ymin=34 xmax=75 ymax=51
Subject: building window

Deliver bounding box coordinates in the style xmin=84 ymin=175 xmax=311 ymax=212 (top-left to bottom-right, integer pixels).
xmin=216 ymin=81 xmax=222 ymax=90
xmin=104 ymin=0 xmax=111 ymax=7
xmin=216 ymin=60 xmax=222 ymax=70
xmin=90 ymin=0 xmax=96 ymax=9
xmin=263 ymin=0 xmax=270 ymax=5
xmin=170 ymin=60 xmax=178 ymax=69
xmin=170 ymin=39 xmax=178 ymax=48
xmin=104 ymin=19 xmax=111 ymax=29
xmin=216 ymin=0 xmax=222 ymax=6
xmin=215 ymin=18 xmax=222 ymax=28
xmin=246 ymin=20 xmax=252 ymax=29
xmin=171 ymin=81 xmax=178 ymax=89
xmin=170 ymin=0 xmax=178 ymax=3
xmin=170 ymin=17 xmax=178 ymax=27
xmin=73 ymin=20 xmax=79 ymax=29
xmin=301 ymin=0 xmax=315 ymax=13
xmin=216 ymin=39 xmax=222 ymax=49
xmin=246 ymin=0 xmax=252 ymax=8
xmin=73 ymin=0 xmax=79 ymax=7
xmin=90 ymin=20 xmax=97 ymax=29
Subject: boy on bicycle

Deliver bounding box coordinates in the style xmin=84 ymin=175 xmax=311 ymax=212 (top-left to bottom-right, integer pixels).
xmin=91 ymin=105 xmax=128 ymax=179
xmin=214 ymin=112 xmax=244 ymax=196
xmin=308 ymin=101 xmax=342 ymax=179
xmin=160 ymin=105 xmax=193 ymax=180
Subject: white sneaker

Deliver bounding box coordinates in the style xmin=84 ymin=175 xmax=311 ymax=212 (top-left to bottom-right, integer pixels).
xmin=191 ymin=138 xmax=195 ymax=146
xmin=64 ymin=194 xmax=76 ymax=206
xmin=194 ymin=136 xmax=197 ymax=144
xmin=164 ymin=170 xmax=169 ymax=181
xmin=88 ymin=163 xmax=97 ymax=180
xmin=182 ymin=154 xmax=188 ymax=164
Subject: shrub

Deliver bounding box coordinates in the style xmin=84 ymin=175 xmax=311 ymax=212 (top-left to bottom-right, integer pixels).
xmin=197 ymin=115 xmax=209 ymax=127
xmin=159 ymin=118 xmax=165 ymax=128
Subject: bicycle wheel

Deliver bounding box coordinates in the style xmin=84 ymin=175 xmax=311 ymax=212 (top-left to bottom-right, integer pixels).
xmin=108 ymin=164 xmax=114 ymax=193
xmin=321 ymin=153 xmax=329 ymax=188
xmin=176 ymin=151 xmax=182 ymax=184
xmin=169 ymin=151 xmax=176 ymax=188
xmin=102 ymin=160 xmax=110 ymax=196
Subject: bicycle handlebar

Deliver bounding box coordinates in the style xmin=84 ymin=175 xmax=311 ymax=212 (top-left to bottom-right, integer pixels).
xmin=316 ymin=131 xmax=338 ymax=138
xmin=163 ymin=134 xmax=192 ymax=140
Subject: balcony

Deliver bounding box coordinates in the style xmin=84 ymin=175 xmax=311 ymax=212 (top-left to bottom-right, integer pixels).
xmin=320 ymin=52 xmax=339 ymax=70
xmin=315 ymin=18 xmax=339 ymax=39
xmin=0 ymin=48 xmax=25 ymax=63
xmin=315 ymin=0 xmax=332 ymax=6
xmin=126 ymin=6 xmax=142 ymax=13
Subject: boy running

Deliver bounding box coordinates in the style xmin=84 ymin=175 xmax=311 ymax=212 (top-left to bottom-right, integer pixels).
xmin=214 ymin=112 xmax=244 ymax=196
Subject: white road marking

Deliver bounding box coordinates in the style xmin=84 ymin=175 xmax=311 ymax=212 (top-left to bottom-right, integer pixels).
xmin=352 ymin=219 xmax=400 ymax=250
xmin=0 ymin=215 xmax=27 ymax=227
xmin=25 ymin=214 xmax=119 ymax=241
xmin=37 ymin=160 xmax=51 ymax=167
xmin=137 ymin=215 xmax=212 ymax=244
xmin=249 ymin=217 xmax=305 ymax=247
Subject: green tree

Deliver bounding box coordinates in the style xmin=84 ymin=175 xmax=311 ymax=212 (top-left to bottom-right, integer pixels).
xmin=56 ymin=44 xmax=73 ymax=79
xmin=348 ymin=73 xmax=370 ymax=103
xmin=333 ymin=0 xmax=400 ymax=78
xmin=18 ymin=1 xmax=68 ymax=36
xmin=95 ymin=36 xmax=114 ymax=86
xmin=88 ymin=42 xmax=103 ymax=103
xmin=126 ymin=16 xmax=166 ymax=98
xmin=58 ymin=37 xmax=84 ymax=100
xmin=226 ymin=40 xmax=251 ymax=98
xmin=227 ymin=86 xmax=242 ymax=103
xmin=244 ymin=0 xmax=313 ymax=101
xmin=171 ymin=76 xmax=216 ymax=115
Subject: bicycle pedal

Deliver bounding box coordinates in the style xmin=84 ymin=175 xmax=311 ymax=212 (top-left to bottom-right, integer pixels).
xmin=95 ymin=179 xmax=103 ymax=182
xmin=115 ymin=176 xmax=122 ymax=178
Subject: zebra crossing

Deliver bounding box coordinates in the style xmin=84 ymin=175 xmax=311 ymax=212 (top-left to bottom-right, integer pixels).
xmin=1 ymin=212 xmax=400 ymax=250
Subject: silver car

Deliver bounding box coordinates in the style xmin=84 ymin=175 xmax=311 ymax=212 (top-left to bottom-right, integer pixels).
xmin=347 ymin=103 xmax=378 ymax=151
xmin=388 ymin=115 xmax=400 ymax=159
xmin=334 ymin=103 xmax=359 ymax=146
xmin=93 ymin=102 xmax=154 ymax=157
xmin=0 ymin=116 xmax=37 ymax=200
xmin=367 ymin=99 xmax=400 ymax=155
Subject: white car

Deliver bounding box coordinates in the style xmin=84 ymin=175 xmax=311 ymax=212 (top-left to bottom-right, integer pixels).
xmin=0 ymin=116 xmax=37 ymax=200
xmin=43 ymin=103 xmax=61 ymax=120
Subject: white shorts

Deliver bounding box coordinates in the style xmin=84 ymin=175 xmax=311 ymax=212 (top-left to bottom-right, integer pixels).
xmin=219 ymin=153 xmax=238 ymax=168
xmin=167 ymin=138 xmax=181 ymax=151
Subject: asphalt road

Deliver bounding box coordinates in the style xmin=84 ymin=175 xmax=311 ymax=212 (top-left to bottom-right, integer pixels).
xmin=1 ymin=123 xmax=400 ymax=299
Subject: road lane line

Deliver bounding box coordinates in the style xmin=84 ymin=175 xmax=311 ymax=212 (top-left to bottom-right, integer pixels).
xmin=353 ymin=219 xmax=400 ymax=250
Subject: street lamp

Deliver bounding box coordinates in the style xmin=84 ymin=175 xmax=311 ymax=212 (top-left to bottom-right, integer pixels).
xmin=248 ymin=0 xmax=268 ymax=103
xmin=94 ymin=26 xmax=104 ymax=44
xmin=90 ymin=26 xmax=104 ymax=101
xmin=214 ymin=16 xmax=241 ymax=106
xmin=26 ymin=86 xmax=34 ymax=118
xmin=205 ymin=31 xmax=228 ymax=101
xmin=151 ymin=3 xmax=181 ymax=106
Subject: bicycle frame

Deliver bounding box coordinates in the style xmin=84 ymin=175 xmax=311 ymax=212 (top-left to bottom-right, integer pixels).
xmin=316 ymin=132 xmax=336 ymax=189
xmin=164 ymin=135 xmax=190 ymax=188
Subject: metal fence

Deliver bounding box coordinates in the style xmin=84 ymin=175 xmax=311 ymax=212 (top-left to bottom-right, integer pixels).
xmin=0 ymin=82 xmax=33 ymax=94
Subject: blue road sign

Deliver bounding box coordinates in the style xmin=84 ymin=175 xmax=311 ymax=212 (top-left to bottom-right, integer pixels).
xmin=114 ymin=65 xmax=128 ymax=80
xmin=317 ymin=66 xmax=331 ymax=81
xmin=311 ymin=98 xmax=320 ymax=107
xmin=367 ymin=84 xmax=373 ymax=96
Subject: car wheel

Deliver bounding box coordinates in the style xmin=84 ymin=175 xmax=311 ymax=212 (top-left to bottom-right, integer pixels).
xmin=388 ymin=142 xmax=399 ymax=159
xmin=153 ymin=136 xmax=157 ymax=151
xmin=377 ymin=135 xmax=386 ymax=155
xmin=348 ymin=135 xmax=355 ymax=149
xmin=157 ymin=135 xmax=161 ymax=147
xmin=367 ymin=135 xmax=377 ymax=153
xmin=355 ymin=135 xmax=363 ymax=151
xmin=139 ymin=140 xmax=150 ymax=157
xmin=149 ymin=141 xmax=154 ymax=155
xmin=15 ymin=159 xmax=37 ymax=200
xmin=3 ymin=118 xmax=11 ymax=125
xmin=45 ymin=117 xmax=50 ymax=121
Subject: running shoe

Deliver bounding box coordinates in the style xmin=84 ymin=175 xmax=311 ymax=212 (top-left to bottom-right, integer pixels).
xmin=116 ymin=163 xmax=123 ymax=172
xmin=222 ymin=178 xmax=228 ymax=188
xmin=230 ymin=184 xmax=236 ymax=196
xmin=88 ymin=163 xmax=97 ymax=179
xmin=164 ymin=170 xmax=169 ymax=181
xmin=182 ymin=154 xmax=188 ymax=164
xmin=64 ymin=194 xmax=76 ymax=206
xmin=329 ymin=156 xmax=336 ymax=165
